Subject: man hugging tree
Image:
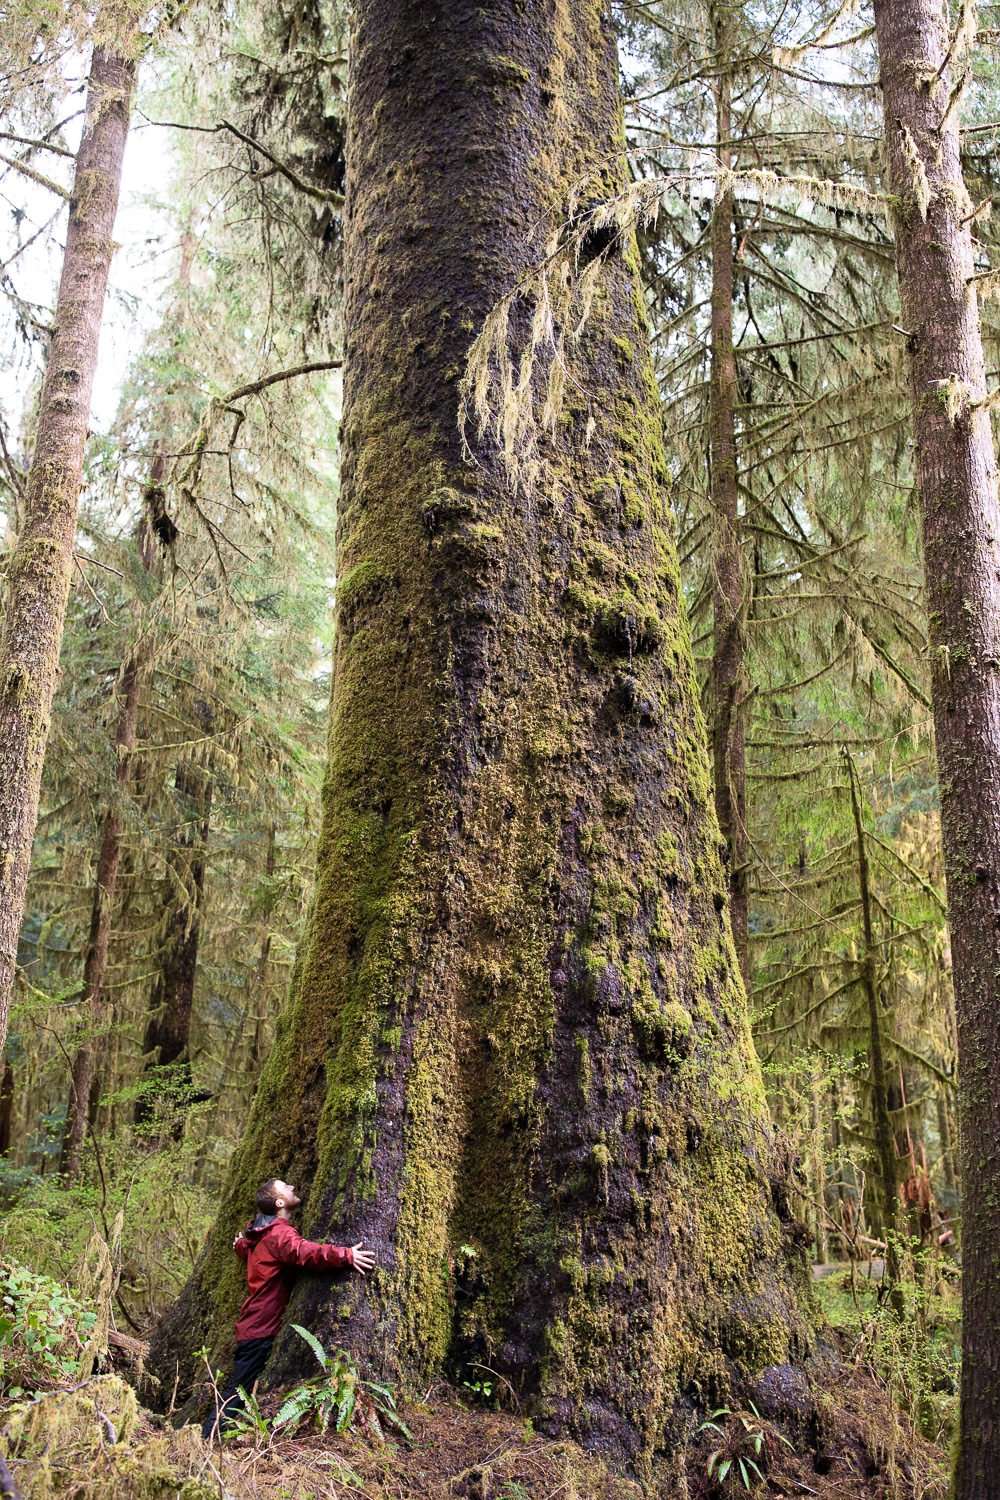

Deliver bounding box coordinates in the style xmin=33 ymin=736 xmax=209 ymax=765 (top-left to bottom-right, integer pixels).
xmin=202 ymin=1176 xmax=375 ymax=1439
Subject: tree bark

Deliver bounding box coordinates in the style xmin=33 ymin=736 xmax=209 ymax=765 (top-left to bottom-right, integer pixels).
xmin=0 ymin=1062 xmax=13 ymax=1157
xmin=152 ymin=0 xmax=808 ymax=1470
xmin=708 ymin=8 xmax=749 ymax=986
xmin=871 ymin=2 xmax=1000 ymax=1491
xmin=0 ymin=14 xmax=138 ymax=1058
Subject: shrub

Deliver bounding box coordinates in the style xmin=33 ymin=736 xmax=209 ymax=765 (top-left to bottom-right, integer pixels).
xmin=0 ymin=1259 xmax=97 ymax=1397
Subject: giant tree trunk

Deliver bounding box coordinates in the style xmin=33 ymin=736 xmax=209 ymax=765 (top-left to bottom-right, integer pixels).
xmin=872 ymin=3 xmax=1000 ymax=1493
xmin=708 ymin=21 xmax=749 ymax=987
xmin=152 ymin=0 xmax=808 ymax=1469
xmin=0 ymin=17 xmax=138 ymax=1058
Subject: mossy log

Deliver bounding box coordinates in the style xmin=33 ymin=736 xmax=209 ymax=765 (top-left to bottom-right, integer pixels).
xmin=152 ymin=0 xmax=813 ymax=1475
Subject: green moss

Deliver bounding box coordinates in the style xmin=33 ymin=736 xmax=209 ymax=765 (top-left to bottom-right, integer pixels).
xmin=575 ymin=1033 xmax=592 ymax=1099
xmin=620 ymin=479 xmax=645 ymax=526
xmin=335 ymin=557 xmax=392 ymax=622
xmin=593 ymin=591 xmax=665 ymax=656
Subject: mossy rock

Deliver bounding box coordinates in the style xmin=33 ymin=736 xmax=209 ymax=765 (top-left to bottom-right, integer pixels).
xmin=3 ymin=1377 xmax=215 ymax=1499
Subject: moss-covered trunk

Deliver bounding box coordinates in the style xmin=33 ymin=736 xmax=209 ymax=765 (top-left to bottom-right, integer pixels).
xmin=0 ymin=13 xmax=138 ymax=1058
xmin=846 ymin=754 xmax=901 ymax=1307
xmin=0 ymin=1061 xmax=12 ymax=1157
xmin=153 ymin=0 xmax=809 ymax=1470
xmin=872 ymin=2 xmax=1000 ymax=1493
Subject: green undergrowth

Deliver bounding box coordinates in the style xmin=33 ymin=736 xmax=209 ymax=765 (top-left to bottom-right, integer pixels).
xmin=0 ymin=1261 xmax=97 ymax=1398
xmin=0 ymin=1138 xmax=214 ymax=1328
xmin=813 ymin=1253 xmax=960 ymax=1449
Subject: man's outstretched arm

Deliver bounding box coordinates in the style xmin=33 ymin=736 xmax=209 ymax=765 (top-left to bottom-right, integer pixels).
xmin=272 ymin=1224 xmax=375 ymax=1274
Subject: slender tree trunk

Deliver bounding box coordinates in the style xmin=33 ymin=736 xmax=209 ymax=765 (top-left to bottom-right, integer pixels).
xmin=936 ymin=1090 xmax=955 ymax=1191
xmin=152 ymin=1 xmax=808 ymax=1470
xmin=708 ymin=15 xmax=749 ymax=984
xmin=250 ymin=824 xmax=276 ymax=1070
xmin=846 ymin=752 xmax=902 ymax=1307
xmin=61 ymin=520 xmax=153 ymax=1180
xmin=872 ymin=3 xmax=1000 ymax=1488
xmin=809 ymin=1072 xmax=829 ymax=1264
xmin=0 ymin=1062 xmax=13 ymax=1157
xmin=135 ymin=757 xmax=213 ymax=1129
xmin=0 ymin=14 xmax=138 ymax=1057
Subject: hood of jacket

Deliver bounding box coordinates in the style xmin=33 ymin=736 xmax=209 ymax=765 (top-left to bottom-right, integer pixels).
xmin=244 ymin=1213 xmax=281 ymax=1240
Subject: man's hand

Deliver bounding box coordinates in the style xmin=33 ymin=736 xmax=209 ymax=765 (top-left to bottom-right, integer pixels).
xmin=351 ymin=1241 xmax=376 ymax=1275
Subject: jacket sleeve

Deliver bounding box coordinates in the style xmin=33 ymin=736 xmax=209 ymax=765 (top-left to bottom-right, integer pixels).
xmin=233 ymin=1234 xmax=251 ymax=1261
xmin=272 ymin=1223 xmax=354 ymax=1271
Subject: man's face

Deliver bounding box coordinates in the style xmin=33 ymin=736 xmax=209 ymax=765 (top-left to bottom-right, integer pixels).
xmin=274 ymin=1180 xmax=301 ymax=1211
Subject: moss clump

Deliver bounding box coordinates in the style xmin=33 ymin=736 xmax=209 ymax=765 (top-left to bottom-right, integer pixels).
xmin=631 ymin=989 xmax=693 ymax=1063
xmin=3 ymin=1376 xmax=218 ymax=1499
xmin=593 ymin=592 xmax=665 ymax=656
xmin=335 ymin=557 xmax=394 ymax=625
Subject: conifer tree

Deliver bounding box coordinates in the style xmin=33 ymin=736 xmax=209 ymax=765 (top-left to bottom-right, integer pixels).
xmin=0 ymin=6 xmax=140 ymax=1058
xmin=152 ymin=0 xmax=813 ymax=1471
xmin=871 ymin=0 xmax=1000 ymax=1492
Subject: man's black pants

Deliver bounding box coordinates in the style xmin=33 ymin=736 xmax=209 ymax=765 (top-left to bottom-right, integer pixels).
xmin=201 ymin=1335 xmax=274 ymax=1439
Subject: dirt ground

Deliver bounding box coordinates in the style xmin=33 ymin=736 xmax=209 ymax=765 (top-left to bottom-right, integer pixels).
xmin=199 ymin=1366 xmax=948 ymax=1500
xmin=1 ymin=1357 xmax=948 ymax=1499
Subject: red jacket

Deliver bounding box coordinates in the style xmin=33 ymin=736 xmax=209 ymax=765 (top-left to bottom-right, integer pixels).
xmin=233 ymin=1215 xmax=354 ymax=1341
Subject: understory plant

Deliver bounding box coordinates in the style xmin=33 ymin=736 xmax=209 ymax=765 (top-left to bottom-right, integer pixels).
xmin=0 ymin=1261 xmax=97 ymax=1397
xmin=223 ymin=1324 xmax=411 ymax=1443
xmin=697 ymin=1403 xmax=793 ymax=1495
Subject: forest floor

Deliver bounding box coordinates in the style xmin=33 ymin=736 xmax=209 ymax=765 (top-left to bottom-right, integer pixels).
xmin=202 ymin=1370 xmax=947 ymax=1499
xmin=206 ymin=1367 xmax=948 ymax=1500
xmin=2 ymin=1361 xmax=947 ymax=1500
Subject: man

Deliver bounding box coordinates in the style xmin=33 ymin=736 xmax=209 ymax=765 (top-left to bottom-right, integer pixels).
xmin=202 ymin=1176 xmax=375 ymax=1439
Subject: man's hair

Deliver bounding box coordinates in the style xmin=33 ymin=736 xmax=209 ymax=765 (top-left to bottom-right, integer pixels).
xmin=254 ymin=1178 xmax=282 ymax=1215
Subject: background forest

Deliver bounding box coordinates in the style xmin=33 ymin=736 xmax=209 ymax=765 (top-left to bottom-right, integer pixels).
xmin=1 ymin=0 xmax=997 ymax=1496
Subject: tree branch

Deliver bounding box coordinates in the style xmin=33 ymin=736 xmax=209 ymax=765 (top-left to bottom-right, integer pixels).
xmin=221 ymin=359 xmax=343 ymax=405
xmin=139 ymin=113 xmax=344 ymax=207
xmin=0 ymin=149 xmax=70 ymax=199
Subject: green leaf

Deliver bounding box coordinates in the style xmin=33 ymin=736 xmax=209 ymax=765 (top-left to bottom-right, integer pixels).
xmin=738 ymin=1458 xmax=750 ymax=1490
xmin=290 ymin=1323 xmax=329 ymax=1371
xmin=273 ymin=1386 xmax=315 ymax=1430
xmin=381 ymin=1406 xmax=412 ymax=1440
xmin=335 ymin=1384 xmax=356 ymax=1433
xmin=718 ymin=1459 xmax=732 ymax=1483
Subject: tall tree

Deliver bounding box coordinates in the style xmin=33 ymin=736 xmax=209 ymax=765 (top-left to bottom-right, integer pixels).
xmin=707 ymin=3 xmax=749 ymax=981
xmin=0 ymin=8 xmax=139 ymax=1057
xmin=871 ymin=1 xmax=1000 ymax=1493
xmin=153 ymin=0 xmax=810 ymax=1472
